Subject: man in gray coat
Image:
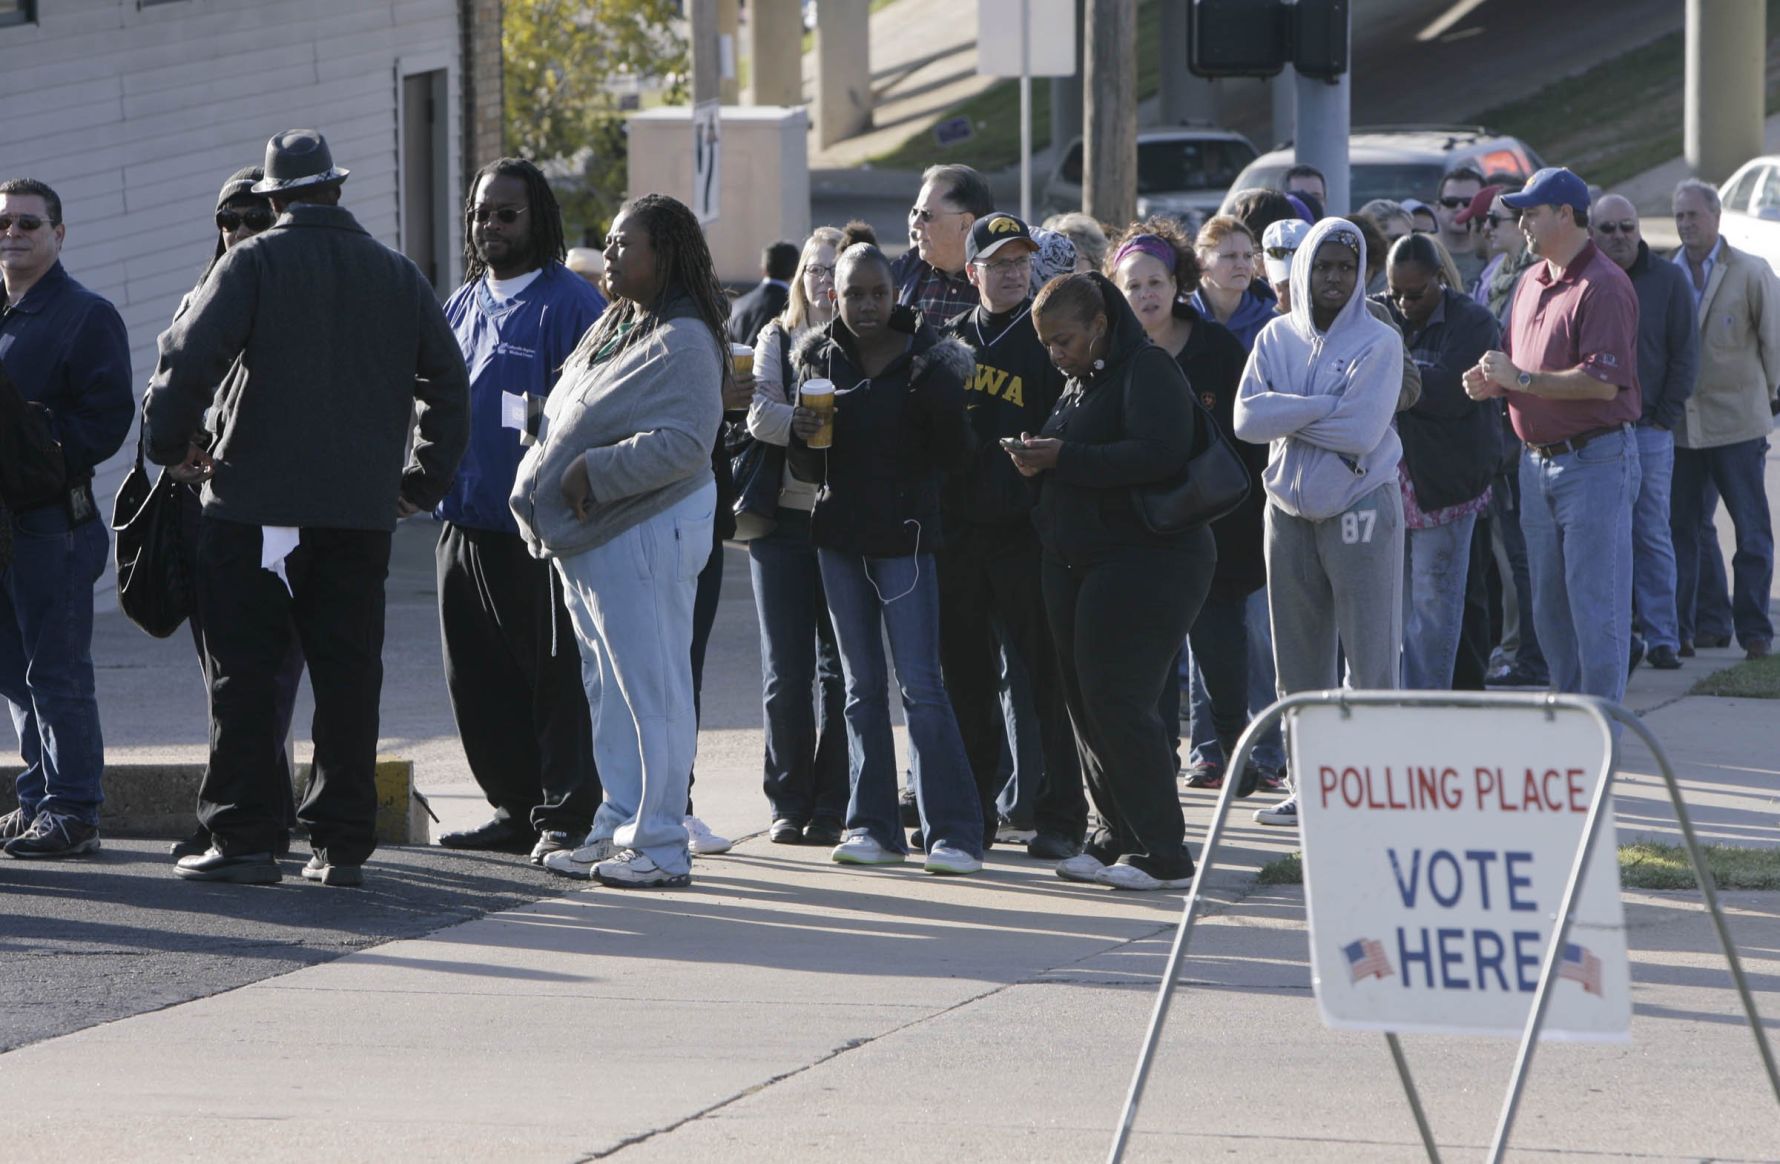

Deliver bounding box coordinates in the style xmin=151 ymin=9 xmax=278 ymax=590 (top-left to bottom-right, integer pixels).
xmin=145 ymin=129 xmax=469 ymax=886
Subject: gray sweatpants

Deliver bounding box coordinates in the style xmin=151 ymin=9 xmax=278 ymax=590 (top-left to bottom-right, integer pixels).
xmin=1265 ymin=481 xmax=1405 ymax=696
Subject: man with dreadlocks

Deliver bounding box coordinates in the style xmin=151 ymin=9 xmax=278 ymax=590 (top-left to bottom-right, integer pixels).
xmin=433 ymin=158 xmax=609 ymax=865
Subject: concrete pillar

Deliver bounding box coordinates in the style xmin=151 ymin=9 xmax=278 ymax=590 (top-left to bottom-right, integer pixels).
xmin=690 ymin=0 xmax=719 ymax=104
xmin=1158 ymin=2 xmax=1218 ymax=125
xmin=718 ymin=0 xmax=741 ymax=105
xmin=1294 ymin=66 xmax=1350 ymax=216
xmin=1685 ymin=0 xmax=1764 ymax=184
xmin=1049 ymin=0 xmax=1083 ymax=154
xmin=748 ymin=0 xmax=803 ymax=107
xmin=1271 ymin=66 xmax=1296 ymax=149
xmin=816 ymin=0 xmax=871 ymax=148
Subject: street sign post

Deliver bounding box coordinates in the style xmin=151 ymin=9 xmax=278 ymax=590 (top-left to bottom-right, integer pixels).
xmin=692 ymin=99 xmax=721 ymax=225
xmin=977 ymin=0 xmax=1074 ymax=223
xmin=1107 ymin=690 xmax=1780 ymax=1164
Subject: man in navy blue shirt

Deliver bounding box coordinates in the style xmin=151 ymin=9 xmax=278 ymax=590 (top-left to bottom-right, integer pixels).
xmin=0 ymin=177 xmax=133 ymax=859
xmin=433 ymin=159 xmax=608 ymax=864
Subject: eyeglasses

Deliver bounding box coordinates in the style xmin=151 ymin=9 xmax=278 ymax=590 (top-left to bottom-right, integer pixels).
xmin=908 ymin=206 xmax=966 ymax=225
xmin=471 ymin=204 xmax=529 ymax=225
xmin=1437 ymin=196 xmax=1471 ymax=209
xmin=805 ymin=263 xmax=835 ymax=279
xmin=1595 ymin=221 xmax=1638 ymax=236
xmin=0 ymin=214 xmax=51 ymax=232
xmin=974 ymin=254 xmax=1032 ymax=275
xmin=1484 ymin=212 xmax=1518 ymax=228
xmin=216 ymin=208 xmax=274 ymax=233
xmin=1264 ymin=246 xmax=1298 ymax=261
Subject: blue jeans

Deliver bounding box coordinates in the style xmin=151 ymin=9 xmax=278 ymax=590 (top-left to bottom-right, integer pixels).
xmin=818 ymin=549 xmax=983 ymax=857
xmin=1630 ymin=425 xmax=1681 ymax=651
xmin=0 ymin=507 xmax=108 ymax=825
xmin=1402 ymin=513 xmax=1478 ymax=689
xmin=1671 ymin=437 xmax=1774 ymax=649
xmin=554 ymin=484 xmax=715 ymax=876
xmin=747 ymin=510 xmax=849 ymax=827
xmin=1689 ymin=478 xmax=1735 ymax=640
xmin=1519 ymin=427 xmax=1636 ymax=701
xmin=1187 ymin=587 xmax=1286 ymax=769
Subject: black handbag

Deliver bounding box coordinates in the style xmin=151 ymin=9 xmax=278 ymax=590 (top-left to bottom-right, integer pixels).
xmin=1125 ymin=357 xmax=1251 ymax=536
xmin=111 ymin=427 xmax=192 ymax=638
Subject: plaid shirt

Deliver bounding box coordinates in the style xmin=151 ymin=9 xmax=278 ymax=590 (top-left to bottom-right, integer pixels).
xmin=892 ymin=251 xmax=979 ymax=331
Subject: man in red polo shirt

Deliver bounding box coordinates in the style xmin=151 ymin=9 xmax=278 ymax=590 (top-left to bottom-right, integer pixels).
xmin=1463 ymin=167 xmax=1642 ymax=702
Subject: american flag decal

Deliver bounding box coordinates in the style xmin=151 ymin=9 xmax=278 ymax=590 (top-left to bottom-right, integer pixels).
xmin=1559 ymin=942 xmax=1603 ymax=996
xmin=1343 ymin=938 xmax=1392 ymax=983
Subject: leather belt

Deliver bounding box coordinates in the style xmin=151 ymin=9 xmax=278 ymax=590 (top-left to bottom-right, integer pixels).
xmin=1525 ymin=424 xmax=1625 ymax=460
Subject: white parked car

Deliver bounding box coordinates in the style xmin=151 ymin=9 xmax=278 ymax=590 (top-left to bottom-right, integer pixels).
xmin=1716 ymin=156 xmax=1780 ymax=277
xmin=1041 ymin=127 xmax=1258 ymax=230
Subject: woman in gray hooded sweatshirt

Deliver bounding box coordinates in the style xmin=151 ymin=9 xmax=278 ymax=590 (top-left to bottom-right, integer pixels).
xmin=1234 ymin=218 xmax=1406 ymax=829
xmin=510 ymin=194 xmax=725 ymax=889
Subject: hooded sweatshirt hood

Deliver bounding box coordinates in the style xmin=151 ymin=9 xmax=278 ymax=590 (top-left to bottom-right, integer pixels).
xmin=1232 ymin=218 xmax=1404 ymax=521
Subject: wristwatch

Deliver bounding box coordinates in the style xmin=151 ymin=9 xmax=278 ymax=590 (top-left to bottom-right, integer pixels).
xmin=1515 ymin=369 xmax=1532 ymax=391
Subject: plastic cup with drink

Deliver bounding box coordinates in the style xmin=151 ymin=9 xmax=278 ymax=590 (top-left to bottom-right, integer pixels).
xmin=729 ymin=343 xmax=754 ymax=377
xmin=800 ymin=378 xmax=836 ymax=449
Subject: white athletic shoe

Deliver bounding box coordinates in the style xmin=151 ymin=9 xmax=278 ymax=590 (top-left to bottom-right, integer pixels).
xmin=1095 ymin=860 xmax=1194 ymax=891
xmin=923 ymin=842 xmax=982 ymax=875
xmin=541 ymin=835 xmax=620 ymax=879
xmin=684 ymin=815 xmax=733 ymax=855
xmin=831 ymin=834 xmax=907 ymax=866
xmin=1055 ymin=853 xmax=1108 ymax=884
xmin=1254 ymin=793 xmax=1299 ymax=828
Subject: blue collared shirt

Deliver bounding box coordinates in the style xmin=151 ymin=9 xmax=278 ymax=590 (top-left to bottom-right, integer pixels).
xmin=0 ymin=261 xmax=133 ymax=479
xmin=1673 ymin=236 xmax=1724 ymax=309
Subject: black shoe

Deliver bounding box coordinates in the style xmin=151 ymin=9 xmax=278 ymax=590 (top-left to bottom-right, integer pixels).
xmin=1695 ymin=633 xmax=1731 ymax=649
xmin=908 ymin=828 xmax=926 ymax=852
xmin=769 ymin=818 xmax=807 ymax=844
xmin=1647 ymin=645 xmax=1682 ymax=670
xmin=169 ymin=827 xmax=211 ymax=858
xmin=301 ymin=854 xmax=363 ymax=887
xmin=174 ymin=847 xmax=281 ymax=884
xmin=803 ymin=819 xmax=844 ymax=846
xmin=1234 ymin=762 xmax=1263 ymax=799
xmin=1747 ymin=639 xmax=1772 ymax=661
xmin=1627 ymin=636 xmax=1645 ymax=676
xmin=897 ymin=786 xmax=919 ymax=828
xmin=530 ymin=830 xmax=574 ymax=866
xmin=1027 ymin=833 xmax=1083 ymax=860
xmin=5 ymin=811 xmax=101 ymax=859
xmin=439 ymin=816 xmax=536 ymax=853
xmin=1678 ymin=639 xmax=1696 ymax=657
xmin=0 ymin=807 xmax=32 ymax=843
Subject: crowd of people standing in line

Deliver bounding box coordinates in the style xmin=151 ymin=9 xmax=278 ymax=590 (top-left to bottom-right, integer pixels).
xmin=1 ymin=129 xmax=1773 ymax=891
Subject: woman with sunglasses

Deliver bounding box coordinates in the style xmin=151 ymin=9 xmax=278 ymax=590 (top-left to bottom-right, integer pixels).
xmin=741 ymin=224 xmax=864 ymax=845
xmin=1378 ymin=233 xmax=1503 ymax=690
xmin=164 ymin=167 xmax=302 ymax=860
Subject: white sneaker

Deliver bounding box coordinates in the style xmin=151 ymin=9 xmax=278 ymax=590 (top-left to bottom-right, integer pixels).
xmin=924 ymin=842 xmax=982 ymax=875
xmin=994 ymin=817 xmax=1037 ymax=845
xmin=1055 ymin=852 xmax=1108 ymax=883
xmin=1254 ymin=793 xmax=1299 ymax=827
xmin=1095 ymin=860 xmax=1195 ymax=891
xmin=831 ymin=834 xmax=907 ymax=866
xmin=541 ymin=835 xmax=620 ymax=879
xmin=684 ymin=815 xmax=733 ymax=855
xmin=593 ymin=848 xmax=691 ymax=889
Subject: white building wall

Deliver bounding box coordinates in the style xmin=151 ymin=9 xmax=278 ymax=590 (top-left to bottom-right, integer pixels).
xmin=0 ymin=0 xmax=463 ymax=597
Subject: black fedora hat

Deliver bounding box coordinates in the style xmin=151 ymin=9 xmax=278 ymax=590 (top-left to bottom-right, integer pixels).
xmin=249 ymin=129 xmax=350 ymax=195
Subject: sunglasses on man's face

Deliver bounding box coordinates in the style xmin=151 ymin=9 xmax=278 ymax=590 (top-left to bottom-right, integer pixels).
xmin=1437 ymin=196 xmax=1471 ymax=210
xmin=472 ymin=204 xmax=529 ymax=225
xmin=1596 ymin=221 xmax=1638 ymax=236
xmin=216 ymin=208 xmax=274 ymax=233
xmin=0 ymin=214 xmax=51 ymax=233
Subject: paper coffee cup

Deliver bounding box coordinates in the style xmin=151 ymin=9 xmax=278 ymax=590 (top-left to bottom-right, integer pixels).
xmin=730 ymin=343 xmax=754 ymax=377
xmin=800 ymin=378 xmax=836 ymax=449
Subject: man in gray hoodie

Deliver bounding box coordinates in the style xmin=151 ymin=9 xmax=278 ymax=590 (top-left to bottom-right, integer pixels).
xmin=1235 ymin=219 xmax=1407 ymax=828
xmin=146 ymin=130 xmax=469 ymax=886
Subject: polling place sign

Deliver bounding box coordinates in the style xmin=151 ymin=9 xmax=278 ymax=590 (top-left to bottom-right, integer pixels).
xmin=1295 ymin=701 xmax=1631 ymax=1041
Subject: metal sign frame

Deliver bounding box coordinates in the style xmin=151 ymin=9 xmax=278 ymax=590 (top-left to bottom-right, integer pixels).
xmin=1107 ymin=689 xmax=1780 ymax=1163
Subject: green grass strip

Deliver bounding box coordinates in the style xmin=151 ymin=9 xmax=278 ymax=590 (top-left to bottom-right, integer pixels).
xmin=1690 ymin=654 xmax=1780 ymax=699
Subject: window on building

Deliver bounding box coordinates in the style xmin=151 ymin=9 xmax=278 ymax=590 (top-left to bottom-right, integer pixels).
xmin=0 ymin=0 xmax=36 ymax=29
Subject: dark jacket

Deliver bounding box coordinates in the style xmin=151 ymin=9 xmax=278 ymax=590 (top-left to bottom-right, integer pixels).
xmin=1171 ymin=304 xmax=1265 ymax=597
xmin=0 ymin=261 xmax=133 ymax=487
xmin=941 ymin=299 xmax=1067 ymax=529
xmin=1033 ymin=273 xmax=1203 ymax=562
xmin=145 ymin=204 xmax=470 ymax=532
xmin=1378 ymin=287 xmax=1502 ymax=512
xmin=786 ymin=319 xmax=975 ymax=558
xmin=726 ymin=280 xmax=789 ymax=348
xmin=1625 ymin=241 xmax=1699 ymax=430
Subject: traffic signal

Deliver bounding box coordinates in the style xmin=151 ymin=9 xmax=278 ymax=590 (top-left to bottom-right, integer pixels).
xmin=1186 ymin=0 xmax=1348 ymax=81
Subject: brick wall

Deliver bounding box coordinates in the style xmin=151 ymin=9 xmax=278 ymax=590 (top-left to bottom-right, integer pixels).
xmin=462 ymin=0 xmax=504 ymax=185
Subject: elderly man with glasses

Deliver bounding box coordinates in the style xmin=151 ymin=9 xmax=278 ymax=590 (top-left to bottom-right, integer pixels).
xmin=0 ymin=177 xmax=133 ymax=859
xmin=1590 ymin=194 xmax=1699 ymax=672
xmin=891 ymin=164 xmax=994 ymax=330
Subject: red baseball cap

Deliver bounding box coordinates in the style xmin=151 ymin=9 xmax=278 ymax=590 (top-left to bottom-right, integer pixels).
xmin=1453 ymin=184 xmax=1503 ymax=226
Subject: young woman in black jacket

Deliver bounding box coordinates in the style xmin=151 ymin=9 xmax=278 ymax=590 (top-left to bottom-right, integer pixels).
xmin=1007 ymin=272 xmax=1215 ymax=890
xmin=787 ymin=244 xmax=984 ymax=875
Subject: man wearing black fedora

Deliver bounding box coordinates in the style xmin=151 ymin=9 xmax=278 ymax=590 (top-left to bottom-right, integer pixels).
xmin=145 ymin=129 xmax=469 ymax=886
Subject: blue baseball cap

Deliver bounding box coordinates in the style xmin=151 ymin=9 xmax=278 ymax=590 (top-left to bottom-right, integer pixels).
xmin=1500 ymin=167 xmax=1590 ymax=214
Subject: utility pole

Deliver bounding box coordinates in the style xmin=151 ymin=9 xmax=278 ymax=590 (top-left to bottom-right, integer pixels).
xmin=1083 ymin=0 xmax=1135 ymax=225
xmin=690 ymin=0 xmax=719 ymax=105
xmin=1049 ymin=0 xmax=1084 ymax=156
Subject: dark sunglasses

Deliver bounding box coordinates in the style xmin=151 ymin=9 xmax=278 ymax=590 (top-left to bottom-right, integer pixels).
xmin=1264 ymin=246 xmax=1298 ymax=261
xmin=1595 ymin=221 xmax=1638 ymax=236
xmin=216 ymin=208 xmax=274 ymax=232
xmin=472 ymin=204 xmax=529 ymax=225
xmin=1484 ymin=212 xmax=1518 ymax=228
xmin=1437 ymin=196 xmax=1471 ymax=209
xmin=0 ymin=214 xmax=51 ymax=232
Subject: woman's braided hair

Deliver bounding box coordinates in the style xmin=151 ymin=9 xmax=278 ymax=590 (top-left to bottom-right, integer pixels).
xmin=460 ymin=157 xmax=567 ymax=285
xmin=571 ymin=193 xmax=731 ymax=374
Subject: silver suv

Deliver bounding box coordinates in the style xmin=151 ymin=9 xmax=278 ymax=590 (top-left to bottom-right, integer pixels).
xmin=1225 ymin=126 xmax=1546 ymax=210
xmin=1041 ymin=127 xmax=1258 ymax=229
